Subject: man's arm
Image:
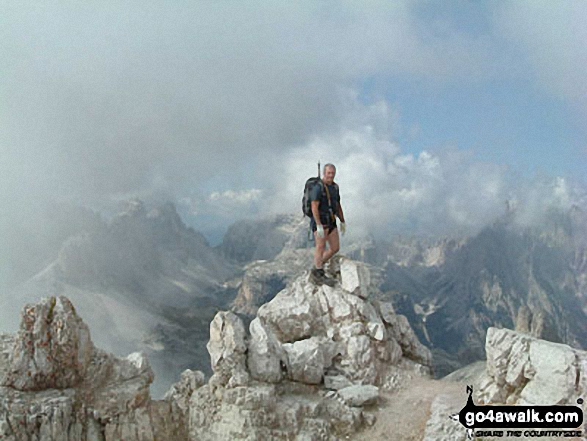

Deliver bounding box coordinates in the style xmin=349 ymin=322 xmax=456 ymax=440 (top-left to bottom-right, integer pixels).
xmin=311 ymin=201 xmax=322 ymax=225
xmin=337 ymin=203 xmax=345 ymax=223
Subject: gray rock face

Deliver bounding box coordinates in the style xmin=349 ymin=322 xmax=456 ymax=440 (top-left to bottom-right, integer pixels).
xmin=2 ymin=296 xmax=94 ymax=391
xmin=324 ymin=374 xmax=353 ymax=391
xmin=207 ymin=311 xmax=249 ymax=389
xmin=163 ymin=368 xmax=206 ymax=412
xmin=341 ymin=258 xmax=371 ymax=299
xmin=0 ymin=295 xmax=186 ymax=441
xmin=476 ymin=327 xmax=587 ymax=408
xmin=0 ymin=257 xmax=434 ymax=441
xmin=283 ymin=336 xmax=339 ymax=385
xmin=337 ymin=384 xmax=379 ymax=407
xmin=378 ymin=301 xmax=432 ymax=366
xmin=247 ymin=317 xmax=286 ymax=383
xmin=189 ymin=257 xmax=432 ymax=440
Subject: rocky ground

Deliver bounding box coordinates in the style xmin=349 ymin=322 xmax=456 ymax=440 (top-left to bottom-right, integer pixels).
xmin=351 ymin=375 xmax=466 ymax=441
xmin=1 ymin=255 xmax=587 ymax=440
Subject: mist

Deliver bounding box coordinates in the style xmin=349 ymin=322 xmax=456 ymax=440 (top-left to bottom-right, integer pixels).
xmin=1 ymin=1 xmax=586 ymax=366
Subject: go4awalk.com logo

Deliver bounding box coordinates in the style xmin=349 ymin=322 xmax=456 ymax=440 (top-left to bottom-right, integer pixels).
xmin=451 ymin=386 xmax=584 ymax=439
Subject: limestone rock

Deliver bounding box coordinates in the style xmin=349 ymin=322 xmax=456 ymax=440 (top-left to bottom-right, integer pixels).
xmin=257 ymin=279 xmax=320 ymax=342
xmin=422 ymin=393 xmax=467 ymax=441
xmin=206 ymin=311 xmax=249 ymax=388
xmin=2 ymin=296 xmax=95 ymax=391
xmin=247 ymin=317 xmax=286 ymax=383
xmin=283 ymin=336 xmax=339 ymax=384
xmin=324 ymin=374 xmax=353 ymax=390
xmin=339 ymin=334 xmax=378 ymax=384
xmin=379 ymin=302 xmax=432 ymax=367
xmin=337 ymin=384 xmax=379 ymax=407
xmin=340 ymin=259 xmax=371 ymax=298
xmin=0 ymin=295 xmax=186 ymax=441
xmin=163 ymin=369 xmax=206 ymax=412
xmin=477 ymin=327 xmax=587 ymax=408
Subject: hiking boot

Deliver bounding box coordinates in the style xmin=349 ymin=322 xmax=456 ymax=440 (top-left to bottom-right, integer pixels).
xmin=310 ymin=268 xmax=336 ymax=287
xmin=321 ymin=274 xmax=336 ymax=287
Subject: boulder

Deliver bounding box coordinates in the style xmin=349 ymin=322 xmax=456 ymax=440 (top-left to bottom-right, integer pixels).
xmin=337 ymin=384 xmax=379 ymax=407
xmin=477 ymin=327 xmax=587 ymax=407
xmin=206 ymin=311 xmax=249 ymax=389
xmin=340 ymin=259 xmax=371 ymax=299
xmin=256 ymin=279 xmax=321 ymax=342
xmin=247 ymin=317 xmax=286 ymax=383
xmin=283 ymin=336 xmax=339 ymax=384
xmin=2 ymin=296 xmax=95 ymax=391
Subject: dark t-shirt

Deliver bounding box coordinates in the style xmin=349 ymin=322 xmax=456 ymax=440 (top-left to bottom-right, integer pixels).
xmin=309 ymin=181 xmax=340 ymax=219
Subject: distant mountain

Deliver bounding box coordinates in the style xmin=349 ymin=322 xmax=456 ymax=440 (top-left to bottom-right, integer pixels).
xmin=362 ymin=206 xmax=587 ymax=377
xmin=218 ymin=205 xmax=587 ymax=380
xmin=2 ymin=200 xmax=104 ymax=292
xmin=217 ymin=213 xmax=312 ymax=264
xmin=3 ymin=199 xmax=240 ymax=397
xmin=5 ymin=198 xmax=586 ymax=396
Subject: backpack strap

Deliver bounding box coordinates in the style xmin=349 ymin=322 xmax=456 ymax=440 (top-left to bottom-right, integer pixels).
xmin=322 ymin=180 xmax=336 ymax=224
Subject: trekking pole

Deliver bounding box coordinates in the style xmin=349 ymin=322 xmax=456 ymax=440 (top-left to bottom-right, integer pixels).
xmin=317 ymin=160 xmax=320 ymax=177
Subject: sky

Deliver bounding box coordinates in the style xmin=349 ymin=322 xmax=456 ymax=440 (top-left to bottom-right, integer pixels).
xmin=1 ymin=0 xmax=586 ymax=245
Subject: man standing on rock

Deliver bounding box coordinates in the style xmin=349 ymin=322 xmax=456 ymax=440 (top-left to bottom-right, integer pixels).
xmin=309 ymin=163 xmax=346 ymax=286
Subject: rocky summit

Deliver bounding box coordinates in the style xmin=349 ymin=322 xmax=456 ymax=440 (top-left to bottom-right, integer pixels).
xmin=0 ymin=257 xmax=433 ymax=440
xmin=1 ymin=256 xmax=586 ymax=440
xmin=188 ymin=257 xmax=432 ymax=440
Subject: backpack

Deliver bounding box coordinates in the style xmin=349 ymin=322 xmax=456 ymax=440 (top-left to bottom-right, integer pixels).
xmin=302 ymin=177 xmax=324 ymax=217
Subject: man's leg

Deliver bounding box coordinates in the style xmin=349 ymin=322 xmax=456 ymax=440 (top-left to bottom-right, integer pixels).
xmin=314 ymin=231 xmax=327 ymax=269
xmin=321 ymin=227 xmax=340 ymax=264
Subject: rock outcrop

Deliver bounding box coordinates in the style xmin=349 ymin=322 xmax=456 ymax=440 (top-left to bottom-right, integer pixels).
xmin=420 ymin=327 xmax=587 ymax=441
xmin=476 ymin=327 xmax=587 ymax=409
xmin=2 ymin=296 xmax=95 ymax=391
xmin=0 ymin=296 xmax=186 ymax=441
xmin=230 ymin=221 xmax=314 ymax=316
xmin=0 ymin=257 xmax=432 ymax=440
xmin=419 ymin=326 xmax=587 ymax=440
xmin=4 ymin=199 xmax=241 ymax=398
xmin=184 ymin=257 xmax=432 ymax=440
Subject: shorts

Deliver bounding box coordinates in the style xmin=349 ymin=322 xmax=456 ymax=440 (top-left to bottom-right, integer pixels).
xmin=310 ymin=215 xmax=337 ymax=235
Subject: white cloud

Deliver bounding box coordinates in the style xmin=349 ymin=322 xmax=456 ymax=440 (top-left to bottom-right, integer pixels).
xmin=495 ymin=1 xmax=587 ymax=103
xmin=257 ymin=99 xmax=585 ymax=240
xmin=0 ymin=0 xmax=500 ymax=209
xmin=1 ymin=0 xmax=585 ymax=247
xmin=179 ymin=189 xmax=263 ymax=220
xmin=209 ymin=189 xmax=262 ymax=205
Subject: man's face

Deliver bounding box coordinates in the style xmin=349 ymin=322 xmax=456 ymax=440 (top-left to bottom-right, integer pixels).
xmin=323 ymin=166 xmax=336 ymax=184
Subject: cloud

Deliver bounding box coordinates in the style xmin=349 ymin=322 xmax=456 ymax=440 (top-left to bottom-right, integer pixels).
xmin=508 ymin=175 xmax=587 ymax=229
xmin=1 ymin=0 xmax=585 ymax=250
xmin=494 ymin=1 xmax=587 ymax=103
xmin=259 ymin=100 xmax=504 ymax=239
xmin=0 ymin=0 xmax=500 ymax=209
xmin=257 ymin=99 xmax=586 ymax=240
